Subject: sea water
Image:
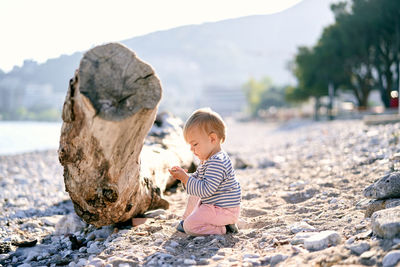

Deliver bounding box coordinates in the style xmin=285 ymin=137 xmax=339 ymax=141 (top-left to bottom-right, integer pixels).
xmin=0 ymin=121 xmax=62 ymax=155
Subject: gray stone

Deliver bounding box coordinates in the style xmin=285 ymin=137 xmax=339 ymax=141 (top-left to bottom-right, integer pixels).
xmin=211 ymin=255 xmax=224 ymax=261
xmin=365 ymin=199 xmax=386 ymax=217
xmin=270 ymin=254 xmax=288 ymax=266
xmin=371 ymin=206 xmax=400 ymax=238
xmin=365 ymin=198 xmax=400 ymax=217
xmin=386 ymin=199 xmax=400 ymax=209
xmin=183 ymin=259 xmax=196 ymax=265
xmin=364 ymin=172 xmax=400 ymax=199
xmin=165 ymin=246 xmax=175 ymax=253
xmin=87 ymin=258 xmax=105 ymax=267
xmin=169 ymin=240 xmax=179 ymax=248
xmin=289 ymin=221 xmax=316 ymax=234
xmin=281 ymin=188 xmax=318 ymax=204
xmin=87 ymin=242 xmax=101 ymax=254
xmin=304 ymin=230 xmax=341 ymax=251
xmin=383 ymin=250 xmax=400 ymax=267
xmin=291 ymin=232 xmax=315 ymax=245
xmin=346 ymin=241 xmax=370 ymax=255
xmin=55 ymin=213 xmax=86 ymax=235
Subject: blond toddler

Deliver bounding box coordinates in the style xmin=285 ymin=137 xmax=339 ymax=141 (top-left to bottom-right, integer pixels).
xmin=169 ymin=108 xmax=241 ymax=235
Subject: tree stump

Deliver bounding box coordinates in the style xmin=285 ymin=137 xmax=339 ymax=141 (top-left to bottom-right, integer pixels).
xmin=58 ymin=43 xmax=192 ymax=227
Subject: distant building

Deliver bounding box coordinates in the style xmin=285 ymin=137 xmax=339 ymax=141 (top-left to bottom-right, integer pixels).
xmin=200 ymin=85 xmax=246 ymax=117
xmin=23 ymin=83 xmax=64 ymax=109
xmin=0 ymin=77 xmax=24 ymax=113
xmin=0 ymin=78 xmax=65 ymax=115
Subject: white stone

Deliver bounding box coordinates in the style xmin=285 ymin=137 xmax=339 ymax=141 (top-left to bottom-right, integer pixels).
xmin=383 ymin=250 xmax=400 ymax=267
xmin=291 ymin=232 xmax=315 ymax=245
xmin=243 ymin=254 xmax=260 ymax=259
xmin=88 ymin=258 xmax=105 ymax=267
xmin=304 ymin=230 xmax=341 ymax=251
xmin=289 ymin=221 xmax=316 ymax=234
xmin=55 ymin=213 xmax=86 ymax=235
xmin=184 ymin=259 xmax=196 ymax=265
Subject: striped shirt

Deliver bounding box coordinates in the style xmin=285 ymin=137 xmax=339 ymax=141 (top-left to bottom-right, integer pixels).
xmin=186 ymin=150 xmax=241 ymax=208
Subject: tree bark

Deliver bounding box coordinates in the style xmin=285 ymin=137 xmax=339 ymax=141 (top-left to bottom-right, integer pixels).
xmin=58 ymin=43 xmax=193 ymax=227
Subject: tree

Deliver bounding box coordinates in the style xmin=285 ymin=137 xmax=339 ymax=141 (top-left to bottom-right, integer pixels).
xmin=242 ymin=77 xmax=287 ymax=117
xmin=290 ymin=0 xmax=400 ymax=110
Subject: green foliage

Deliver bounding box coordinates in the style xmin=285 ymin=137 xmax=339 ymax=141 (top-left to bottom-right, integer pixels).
xmin=290 ymin=0 xmax=400 ymax=108
xmin=0 ymin=107 xmax=61 ymax=121
xmin=242 ymin=77 xmax=287 ymax=117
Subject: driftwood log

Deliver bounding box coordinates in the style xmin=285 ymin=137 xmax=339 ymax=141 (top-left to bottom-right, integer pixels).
xmin=58 ymin=43 xmax=193 ymax=227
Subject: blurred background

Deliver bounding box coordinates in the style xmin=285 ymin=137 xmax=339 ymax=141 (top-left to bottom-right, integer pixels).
xmin=0 ymin=0 xmax=399 ymax=154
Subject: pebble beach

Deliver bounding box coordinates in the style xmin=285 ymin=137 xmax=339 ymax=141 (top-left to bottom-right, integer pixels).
xmin=1 ymin=119 xmax=400 ymax=266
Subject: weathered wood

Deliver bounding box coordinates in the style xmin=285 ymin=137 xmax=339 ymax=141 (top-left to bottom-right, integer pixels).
xmin=58 ymin=43 xmax=192 ymax=227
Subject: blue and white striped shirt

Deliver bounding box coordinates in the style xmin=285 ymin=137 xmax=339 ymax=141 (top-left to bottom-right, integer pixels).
xmin=186 ymin=150 xmax=241 ymax=208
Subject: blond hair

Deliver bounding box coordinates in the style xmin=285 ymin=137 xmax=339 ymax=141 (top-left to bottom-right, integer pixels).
xmin=183 ymin=108 xmax=226 ymax=143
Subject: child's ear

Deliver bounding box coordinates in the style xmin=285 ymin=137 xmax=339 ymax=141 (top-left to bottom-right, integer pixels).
xmin=209 ymin=132 xmax=218 ymax=143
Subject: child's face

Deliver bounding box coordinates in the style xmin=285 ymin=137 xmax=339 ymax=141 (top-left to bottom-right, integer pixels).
xmin=186 ymin=126 xmax=220 ymax=161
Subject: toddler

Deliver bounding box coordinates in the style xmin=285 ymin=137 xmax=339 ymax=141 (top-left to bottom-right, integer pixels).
xmin=169 ymin=108 xmax=241 ymax=235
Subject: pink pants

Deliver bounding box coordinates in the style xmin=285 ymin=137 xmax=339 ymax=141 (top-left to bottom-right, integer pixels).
xmin=182 ymin=195 xmax=240 ymax=236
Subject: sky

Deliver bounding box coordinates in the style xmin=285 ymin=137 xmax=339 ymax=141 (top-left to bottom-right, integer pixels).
xmin=0 ymin=0 xmax=302 ymax=72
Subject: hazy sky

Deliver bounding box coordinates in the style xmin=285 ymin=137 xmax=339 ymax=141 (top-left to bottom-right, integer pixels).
xmin=0 ymin=0 xmax=302 ymax=72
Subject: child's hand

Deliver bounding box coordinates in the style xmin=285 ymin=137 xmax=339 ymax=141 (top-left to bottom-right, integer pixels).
xmin=168 ymin=166 xmax=189 ymax=185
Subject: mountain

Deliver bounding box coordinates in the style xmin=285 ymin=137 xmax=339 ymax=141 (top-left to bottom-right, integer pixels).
xmin=0 ymin=0 xmax=335 ymax=118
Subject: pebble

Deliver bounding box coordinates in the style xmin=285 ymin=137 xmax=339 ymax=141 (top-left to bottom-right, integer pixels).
xmin=346 ymin=241 xmax=370 ymax=255
xmin=87 ymin=258 xmax=105 ymax=267
xmin=383 ymin=250 xmax=400 ymax=267
xmin=371 ymin=206 xmax=400 ymax=238
xmin=303 ymin=230 xmax=341 ymax=251
xmin=183 ymin=258 xmax=196 ymax=265
xmin=169 ymin=240 xmax=179 ymax=247
xmin=87 ymin=242 xmax=101 ymax=254
xmin=211 ymin=255 xmax=224 ymax=261
xmin=289 ymin=221 xmax=316 ymax=234
xmin=291 ymin=232 xmax=315 ymax=245
xmin=270 ymin=254 xmax=288 ymax=266
xmin=364 ymin=172 xmax=400 ymax=199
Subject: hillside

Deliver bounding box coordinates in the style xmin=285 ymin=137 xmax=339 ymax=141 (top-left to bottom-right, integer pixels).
xmin=0 ymin=0 xmax=335 ymax=117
